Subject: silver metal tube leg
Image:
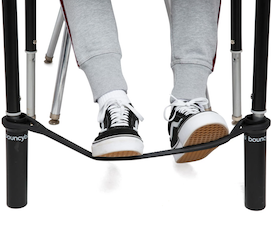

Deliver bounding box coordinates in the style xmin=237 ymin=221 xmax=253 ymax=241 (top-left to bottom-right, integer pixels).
xmin=232 ymin=52 xmax=242 ymax=124
xmin=26 ymin=52 xmax=36 ymax=118
xmin=45 ymin=8 xmax=64 ymax=64
xmin=49 ymin=26 xmax=71 ymax=125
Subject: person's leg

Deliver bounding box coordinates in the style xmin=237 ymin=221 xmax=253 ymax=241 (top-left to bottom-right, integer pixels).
xmin=164 ymin=0 xmax=228 ymax=163
xmin=165 ymin=0 xmax=221 ymax=101
xmin=60 ymin=0 xmax=144 ymax=157
xmin=60 ymin=0 xmax=127 ymax=101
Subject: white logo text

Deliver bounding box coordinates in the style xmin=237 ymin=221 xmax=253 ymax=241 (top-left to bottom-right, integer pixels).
xmin=245 ymin=135 xmax=266 ymax=143
xmin=6 ymin=134 xmax=28 ymax=143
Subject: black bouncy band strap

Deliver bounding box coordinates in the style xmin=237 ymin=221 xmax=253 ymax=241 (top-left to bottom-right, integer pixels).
xmin=2 ymin=114 xmax=270 ymax=162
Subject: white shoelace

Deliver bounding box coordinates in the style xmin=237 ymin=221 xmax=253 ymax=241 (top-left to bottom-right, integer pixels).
xmin=98 ymin=99 xmax=144 ymax=128
xmin=164 ymin=95 xmax=209 ymax=122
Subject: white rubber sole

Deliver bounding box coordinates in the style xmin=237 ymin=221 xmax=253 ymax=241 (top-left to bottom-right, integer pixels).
xmin=92 ymin=135 xmax=144 ymax=157
xmin=173 ymin=111 xmax=229 ymax=163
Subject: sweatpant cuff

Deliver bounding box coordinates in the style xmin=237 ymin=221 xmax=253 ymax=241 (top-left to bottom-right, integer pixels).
xmin=80 ymin=53 xmax=128 ymax=102
xmin=171 ymin=63 xmax=211 ymax=101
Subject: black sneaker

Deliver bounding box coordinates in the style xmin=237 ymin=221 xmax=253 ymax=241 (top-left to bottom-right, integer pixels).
xmin=164 ymin=96 xmax=229 ymax=163
xmin=92 ymin=99 xmax=144 ymax=157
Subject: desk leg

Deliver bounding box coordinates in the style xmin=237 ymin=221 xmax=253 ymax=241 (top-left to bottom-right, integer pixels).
xmin=245 ymin=0 xmax=270 ymax=210
xmin=2 ymin=0 xmax=28 ymax=208
xmin=25 ymin=0 xmax=36 ymax=118
xmin=231 ymin=0 xmax=242 ymax=125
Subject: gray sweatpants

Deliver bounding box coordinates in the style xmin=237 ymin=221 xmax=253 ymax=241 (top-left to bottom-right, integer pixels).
xmin=60 ymin=0 xmax=221 ymax=101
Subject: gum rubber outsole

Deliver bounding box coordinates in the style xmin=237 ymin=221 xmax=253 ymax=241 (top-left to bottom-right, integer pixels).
xmin=176 ymin=124 xmax=229 ymax=163
xmin=98 ymin=151 xmax=141 ymax=157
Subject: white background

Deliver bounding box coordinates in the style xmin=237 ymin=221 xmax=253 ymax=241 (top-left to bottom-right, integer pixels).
xmin=0 ymin=1 xmax=270 ymax=244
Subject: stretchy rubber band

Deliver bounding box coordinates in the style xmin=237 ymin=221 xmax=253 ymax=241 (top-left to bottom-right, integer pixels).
xmin=2 ymin=114 xmax=270 ymax=161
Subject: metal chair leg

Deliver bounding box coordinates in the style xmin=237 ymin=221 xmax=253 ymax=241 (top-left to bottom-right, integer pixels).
xmin=49 ymin=26 xmax=71 ymax=125
xmin=44 ymin=8 xmax=64 ymax=64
